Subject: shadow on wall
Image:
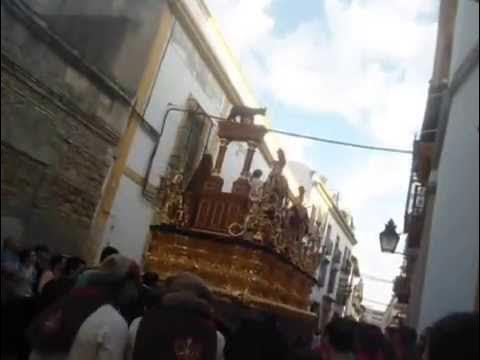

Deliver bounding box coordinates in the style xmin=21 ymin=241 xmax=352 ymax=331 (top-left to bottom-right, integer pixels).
xmin=1 ymin=216 xmax=24 ymax=247
xmin=24 ymin=0 xmax=165 ymax=96
xmin=1 ymin=211 xmax=92 ymax=257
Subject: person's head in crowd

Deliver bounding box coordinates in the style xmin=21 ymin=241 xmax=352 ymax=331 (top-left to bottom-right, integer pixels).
xmin=37 ymin=253 xmax=65 ymax=293
xmin=100 ymin=245 xmax=119 ymax=263
xmin=321 ymin=318 xmax=356 ymax=360
xmin=251 ymin=169 xmax=263 ymax=180
xmin=259 ymin=313 xmax=290 ymax=360
xmin=19 ymin=248 xmax=36 ymax=267
xmin=28 ymin=254 xmax=140 ymax=355
xmin=49 ymin=254 xmax=66 ymax=278
xmin=163 ymin=272 xmax=214 ymax=314
xmin=289 ymin=349 xmax=323 ymax=360
xmin=416 ymin=327 xmax=431 ymax=360
xmin=74 ymin=254 xmax=141 ymax=323
xmin=74 ymin=247 xmax=119 ymax=289
xmin=391 ymin=326 xmax=417 ymax=360
xmin=385 ymin=326 xmax=396 ymax=341
xmin=142 ymin=271 xmax=159 ymax=288
xmin=225 ymin=318 xmax=266 ymax=360
xmin=142 ymin=286 xmax=166 ymax=311
xmin=354 ymin=323 xmax=386 ymax=360
xmin=424 ymin=313 xmax=479 ymax=360
xmin=34 ymin=245 xmax=51 ymax=271
xmin=133 ymin=272 xmax=218 ymax=360
xmin=3 ymin=237 xmax=20 ymax=254
xmin=64 ymin=256 xmax=86 ymax=277
xmin=293 ymin=336 xmax=312 ymax=350
xmin=382 ymin=337 xmax=397 ymax=360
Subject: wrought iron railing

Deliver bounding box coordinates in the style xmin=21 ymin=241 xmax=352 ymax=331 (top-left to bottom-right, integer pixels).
xmin=333 ymin=249 xmax=342 ymax=264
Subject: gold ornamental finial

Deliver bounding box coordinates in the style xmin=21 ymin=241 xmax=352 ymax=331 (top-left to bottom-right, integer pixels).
xmin=156 ymin=173 xmax=185 ymax=226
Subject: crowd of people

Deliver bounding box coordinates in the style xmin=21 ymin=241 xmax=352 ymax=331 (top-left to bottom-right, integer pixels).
xmin=1 ymin=236 xmax=479 ymax=360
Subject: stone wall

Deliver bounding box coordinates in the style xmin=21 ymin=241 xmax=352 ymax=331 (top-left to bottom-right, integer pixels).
xmin=1 ymin=0 xmax=163 ymax=258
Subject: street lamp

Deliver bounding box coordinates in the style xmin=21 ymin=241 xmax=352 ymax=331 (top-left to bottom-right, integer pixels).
xmin=380 ymin=219 xmax=401 ymax=254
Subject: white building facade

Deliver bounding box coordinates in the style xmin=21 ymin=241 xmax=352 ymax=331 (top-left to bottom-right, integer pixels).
xmin=288 ymin=162 xmax=358 ymax=329
xmin=363 ymin=308 xmax=385 ymax=328
xmin=415 ymin=1 xmax=479 ymax=332
xmin=344 ymin=269 xmax=364 ymax=321
xmin=405 ymin=0 xmax=479 ymax=332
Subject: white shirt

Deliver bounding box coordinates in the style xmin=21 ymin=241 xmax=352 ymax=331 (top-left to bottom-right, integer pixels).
xmin=249 ymin=178 xmax=263 ymax=201
xmin=30 ymin=305 xmax=128 ymax=360
xmin=127 ymin=317 xmax=225 ymax=360
xmin=126 ymin=317 xmax=142 ymax=360
xmin=216 ymin=332 xmax=226 ymax=360
xmin=38 ymin=270 xmax=55 ymax=293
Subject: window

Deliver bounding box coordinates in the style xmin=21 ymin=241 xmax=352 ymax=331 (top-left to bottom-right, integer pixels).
xmin=319 ymin=260 xmax=329 ymax=287
xmin=342 ymin=247 xmax=350 ymax=268
xmin=326 ymin=224 xmax=332 ymax=241
xmin=333 ymin=237 xmax=341 ymax=263
xmin=328 ymin=268 xmax=338 ymax=294
xmin=167 ymin=99 xmax=213 ymax=181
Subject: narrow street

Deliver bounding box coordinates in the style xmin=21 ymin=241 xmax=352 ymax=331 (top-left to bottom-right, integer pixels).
xmin=1 ymin=1 xmax=478 ymax=360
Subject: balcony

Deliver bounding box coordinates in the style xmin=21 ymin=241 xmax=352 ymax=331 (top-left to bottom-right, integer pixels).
xmin=341 ymin=259 xmax=353 ymax=275
xmin=336 ymin=292 xmax=348 ymax=306
xmin=324 ymin=239 xmax=334 ymax=256
xmin=333 ymin=249 xmax=342 ymax=264
xmin=327 ymin=268 xmax=338 ymax=295
xmin=404 ymin=184 xmax=426 ymax=249
xmin=394 ymin=276 xmax=411 ymax=304
xmin=336 ymin=278 xmax=352 ymax=306
xmin=414 ymin=141 xmax=434 ymax=184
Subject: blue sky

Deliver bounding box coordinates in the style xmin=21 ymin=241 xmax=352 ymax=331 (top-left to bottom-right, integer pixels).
xmin=270 ymin=0 xmax=327 ymax=35
xmin=206 ymin=0 xmax=439 ymax=309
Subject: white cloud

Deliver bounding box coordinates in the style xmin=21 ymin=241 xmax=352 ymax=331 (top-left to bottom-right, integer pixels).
xmin=339 ymin=153 xmax=411 ymax=212
xmin=266 ymin=132 xmax=313 ymax=166
xmin=206 ymin=0 xmax=275 ymax=56
xmin=207 ymin=0 xmax=438 ymax=148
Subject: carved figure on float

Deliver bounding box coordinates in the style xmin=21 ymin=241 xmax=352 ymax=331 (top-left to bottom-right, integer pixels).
xmin=157 ymin=173 xmax=185 ymax=226
xmin=285 ymin=186 xmax=310 ymax=266
xmin=227 ymin=105 xmax=267 ymax=124
xmin=263 ymin=149 xmax=289 ymax=210
xmin=249 ymin=169 xmax=264 ymax=202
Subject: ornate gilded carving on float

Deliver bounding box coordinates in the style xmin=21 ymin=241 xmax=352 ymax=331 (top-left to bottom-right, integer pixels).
xmin=237 ymin=149 xmax=288 ymax=248
xmin=154 ymin=162 xmax=325 ymax=277
xmin=145 ymin=231 xmax=315 ymax=318
xmin=148 ymin=105 xmax=325 ymax=319
xmin=156 ymin=173 xmax=186 ymax=226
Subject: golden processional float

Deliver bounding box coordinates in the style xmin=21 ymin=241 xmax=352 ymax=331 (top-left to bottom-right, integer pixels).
xmin=144 ymin=106 xmax=325 ymax=327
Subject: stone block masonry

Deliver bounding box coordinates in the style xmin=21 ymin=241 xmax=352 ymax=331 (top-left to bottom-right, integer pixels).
xmin=1 ymin=2 xmax=135 ymax=259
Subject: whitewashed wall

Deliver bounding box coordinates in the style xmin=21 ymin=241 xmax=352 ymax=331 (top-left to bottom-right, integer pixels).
xmin=416 ymin=1 xmax=479 ymax=332
xmin=102 ymin=22 xmax=232 ymax=262
xmin=101 ymin=20 xmax=277 ymax=262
